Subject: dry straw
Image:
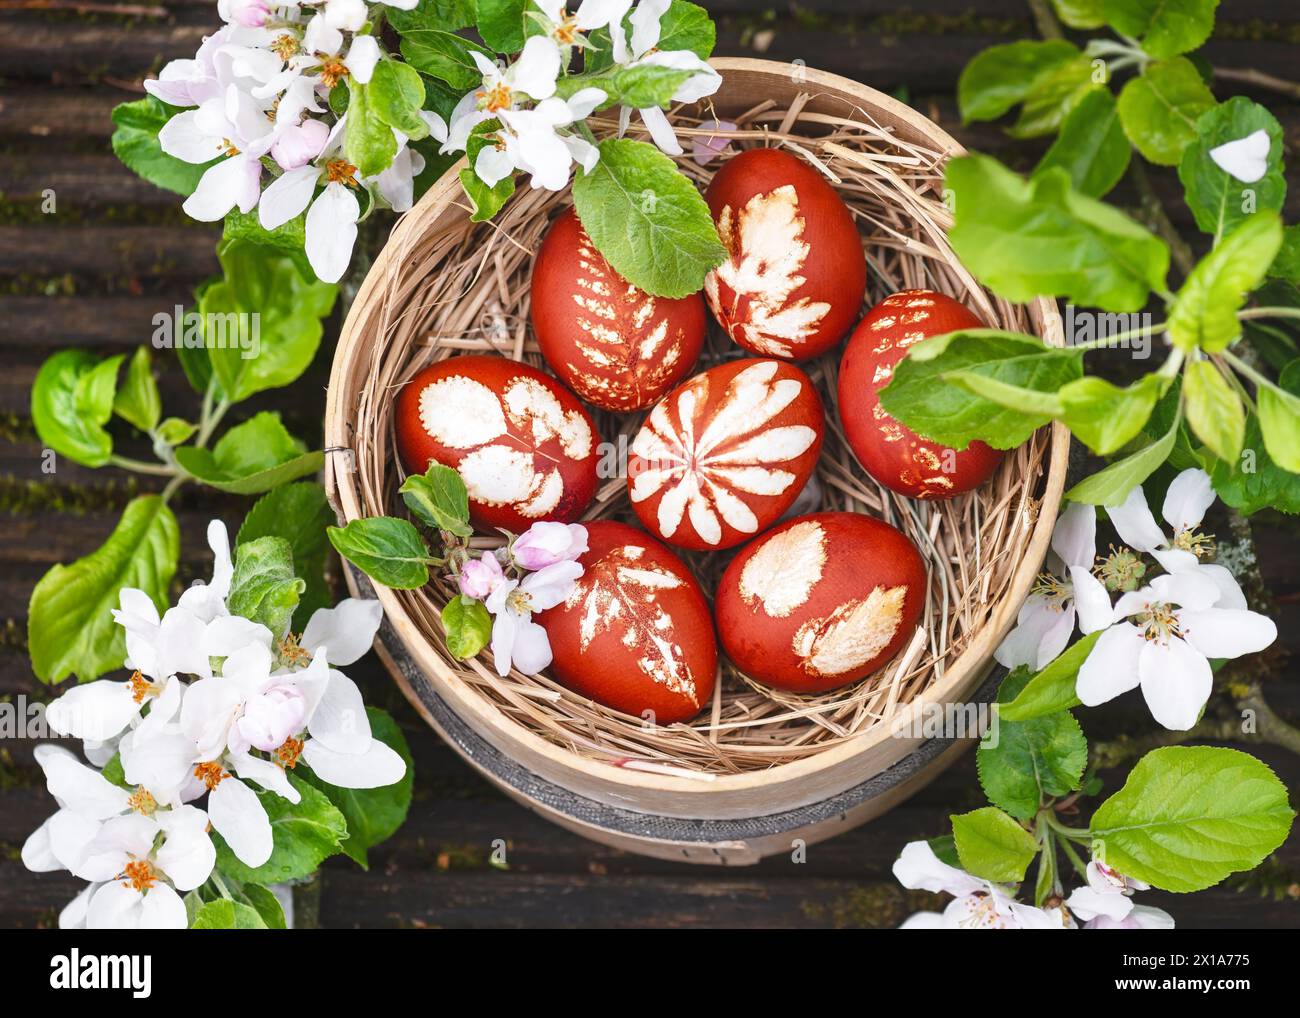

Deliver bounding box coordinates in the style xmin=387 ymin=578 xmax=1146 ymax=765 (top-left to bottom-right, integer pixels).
xmin=340 ymin=91 xmax=1051 ymax=776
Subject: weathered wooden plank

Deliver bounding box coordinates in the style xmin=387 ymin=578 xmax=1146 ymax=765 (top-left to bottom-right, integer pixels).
xmin=0 ymin=88 xmax=119 ymax=140
xmin=0 ymin=152 xmax=190 ymax=208
xmin=0 ymin=226 xmax=219 ymax=279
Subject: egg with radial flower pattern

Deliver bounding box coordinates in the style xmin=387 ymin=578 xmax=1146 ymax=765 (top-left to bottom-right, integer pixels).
xmin=704 ymin=147 xmax=867 ymax=360
xmin=839 ymin=289 xmax=1004 ymax=500
xmin=531 ymin=208 xmax=707 ymax=412
xmin=395 ymin=355 xmax=599 ymax=532
xmin=627 ymin=357 xmax=825 ymax=551
xmin=536 ymin=521 xmax=717 ymax=724
xmin=715 ymin=511 xmax=926 ymax=693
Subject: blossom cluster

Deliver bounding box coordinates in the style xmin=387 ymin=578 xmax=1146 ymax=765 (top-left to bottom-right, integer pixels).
xmin=457 ymin=521 xmax=589 ymax=676
xmin=995 ymin=468 xmax=1277 ymax=731
xmin=146 ymin=0 xmax=720 ymax=283
xmin=22 ymin=520 xmax=404 ymax=928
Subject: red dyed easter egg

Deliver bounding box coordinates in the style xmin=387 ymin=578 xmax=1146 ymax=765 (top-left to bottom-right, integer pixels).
xmin=627 ymin=357 xmax=825 ymax=551
xmin=394 ymin=355 xmax=598 ymax=531
xmin=715 ymin=511 xmax=926 ymax=694
xmin=536 ymin=521 xmax=717 ymax=724
xmin=704 ymin=147 xmax=867 ymax=360
xmin=531 ymin=207 xmax=707 ymax=412
xmin=838 ymin=289 xmax=1004 ymax=500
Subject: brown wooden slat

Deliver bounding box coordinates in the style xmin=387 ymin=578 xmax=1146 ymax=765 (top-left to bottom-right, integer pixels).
xmin=0 ymin=226 xmax=219 ymax=278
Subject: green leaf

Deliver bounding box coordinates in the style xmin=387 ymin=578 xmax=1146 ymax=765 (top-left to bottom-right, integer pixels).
xmin=222 ymin=209 xmax=317 ymax=282
xmin=957 ymin=40 xmax=1082 ymax=123
xmin=1065 ymin=410 xmax=1179 ymax=504
xmin=1103 ymin=0 xmax=1218 ymax=59
xmin=31 ymin=350 xmax=122 ymax=467
xmin=1257 ymin=360 xmax=1300 ymax=472
xmin=978 ymin=670 xmax=1087 ymax=821
xmin=1184 ymin=360 xmax=1246 ymax=463
xmin=227 ymin=536 xmax=304 ymax=639
xmin=459 ymin=166 xmax=515 ymax=222
xmin=236 ymin=883 xmax=287 ymax=929
xmin=603 ymin=64 xmax=695 ymax=109
xmin=928 ymin=834 xmax=961 ymax=868
xmin=1089 ymin=746 xmax=1294 ymax=892
xmin=1117 ymin=57 xmax=1216 ymax=166
xmin=301 ymin=707 xmax=414 ymax=869
xmin=175 ymin=411 xmax=323 ymax=495
xmin=1269 ymin=224 xmax=1300 ymax=283
xmin=878 ymin=329 xmax=1083 ymax=450
xmin=156 ymin=417 xmax=198 ymax=447
xmin=946 ymin=156 xmax=1169 ymax=312
xmin=345 ymin=79 xmax=399 ymax=178
xmin=112 ymin=347 xmax=162 ymax=434
xmin=190 ymin=898 xmax=269 ymax=929
xmin=951 ymin=806 xmax=1039 ymax=883
xmin=328 ymin=517 xmax=432 ymax=590
xmin=442 ymin=597 xmax=492 ymax=659
xmin=110 ymin=96 xmax=215 ymax=197
xmin=1051 ymin=0 xmax=1104 ymax=29
xmin=28 ymin=495 xmax=179 ymax=683
xmin=387 ymin=0 xmax=478 ymax=34
xmin=1203 ymin=409 xmax=1300 ymax=515
xmin=237 ymin=482 xmax=335 ymax=630
xmin=1168 ymin=212 xmax=1283 ymax=353
xmin=1179 ymin=98 xmax=1287 ymax=241
xmin=1059 ymin=374 xmax=1165 ymax=455
xmin=477 ymin=0 xmax=528 ymax=51
xmin=1009 ymin=54 xmax=1096 ymax=140
xmin=400 ymin=463 xmax=472 ymax=537
xmin=572 ymin=137 xmax=725 ymax=299
xmin=999 ymin=630 xmax=1101 ymax=721
xmin=213 ymin=771 xmax=349 ymax=884
xmin=656 ymin=0 xmax=715 ymax=58
xmin=399 ymin=29 xmax=494 ymax=90
xmin=1034 ymin=88 xmax=1130 ymax=198
xmin=368 ymin=58 xmax=429 ymax=140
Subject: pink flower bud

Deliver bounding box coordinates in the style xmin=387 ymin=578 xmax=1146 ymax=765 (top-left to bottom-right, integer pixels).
xmin=228 ymin=0 xmax=270 ymax=28
xmin=272 ymin=118 xmax=330 ymax=171
xmin=512 ymin=522 xmax=589 ymax=571
xmin=458 ymin=552 xmax=504 ymax=600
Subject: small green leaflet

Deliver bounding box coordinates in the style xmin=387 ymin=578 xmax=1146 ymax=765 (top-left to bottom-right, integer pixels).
xmin=1065 ymin=409 xmax=1179 ymax=504
xmin=442 ymin=597 xmax=492 ymax=659
xmin=28 ymin=495 xmax=179 ymax=683
xmin=368 ymin=59 xmax=430 ymax=140
xmin=190 ymin=898 xmax=269 ymax=930
xmin=946 ymin=156 xmax=1169 ymax=313
xmin=113 ymin=346 xmax=162 ymax=434
xmin=1089 ymin=746 xmax=1293 ymax=893
xmin=1059 ymin=374 xmax=1166 ymax=456
xmin=328 ymin=517 xmax=433 ymax=590
xmin=1183 ymin=360 xmax=1245 ymax=464
xmin=226 ymin=536 xmax=305 ymax=639
xmin=1257 ymin=360 xmax=1300 ymax=473
xmin=951 ymin=806 xmax=1039 ymax=884
xmin=345 ymin=79 xmax=399 ymax=178
xmin=1050 ymin=0 xmax=1104 ymax=29
xmin=957 ymin=40 xmax=1082 ymax=128
xmin=878 ymin=329 xmax=1082 ymax=451
xmin=998 ymin=630 xmax=1100 ymax=722
xmin=31 ymin=350 xmax=123 ymax=468
xmin=1116 ymin=57 xmax=1216 ymax=167
xmin=1102 ymin=0 xmax=1218 ymax=60
xmin=572 ymin=138 xmax=725 ymax=299
xmin=398 ymin=28 xmax=494 ymax=91
xmin=237 ymin=482 xmax=336 ymax=630
xmin=175 ymin=412 xmax=323 ymax=495
xmin=400 ymin=463 xmax=473 ymax=537
xmin=1034 ymin=88 xmax=1130 ymax=198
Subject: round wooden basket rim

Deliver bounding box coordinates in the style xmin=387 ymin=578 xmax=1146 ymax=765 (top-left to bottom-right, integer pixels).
xmin=325 ymin=56 xmax=1070 ymax=800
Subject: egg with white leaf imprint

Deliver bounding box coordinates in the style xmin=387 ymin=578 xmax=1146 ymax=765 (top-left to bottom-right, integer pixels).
xmin=535 ymin=521 xmax=717 ymax=724
xmin=704 ymin=147 xmax=867 ymax=360
xmin=715 ymin=511 xmax=927 ymax=693
xmin=627 ymin=357 xmax=825 ymax=551
xmin=395 ymin=355 xmax=599 ymax=532
xmin=531 ymin=208 xmax=707 ymax=412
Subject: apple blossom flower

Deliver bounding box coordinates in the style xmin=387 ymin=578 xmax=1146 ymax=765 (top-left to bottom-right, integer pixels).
xmin=1106 ymin=468 xmax=1219 ymax=574
xmin=144 ymin=27 xmax=233 ymax=108
xmin=1076 ymin=570 xmax=1277 ymax=730
xmin=1065 ymin=858 xmax=1175 ymax=930
xmin=892 ymin=841 xmax=1074 ymax=929
xmin=995 ymin=503 xmax=1113 ymax=672
xmin=605 ymin=0 xmax=722 ymax=156
xmin=485 ymin=560 xmax=584 ymax=676
xmin=219 ymin=0 xmax=271 ymax=28
xmin=511 ymin=522 xmax=589 ymax=570
xmin=459 ymin=551 xmax=506 ymax=600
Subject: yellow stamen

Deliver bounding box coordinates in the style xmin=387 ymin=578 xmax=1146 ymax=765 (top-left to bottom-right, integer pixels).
xmin=122 ymin=859 xmax=158 ymax=893
xmin=275 ymin=736 xmax=304 ymax=770
xmin=325 ymin=158 xmax=359 ymax=187
xmin=128 ymin=671 xmax=160 ymax=704
xmin=318 ymin=58 xmax=349 ymax=90
xmin=127 ymin=788 xmax=158 ymax=816
xmin=194 ymin=761 xmax=229 ymax=791
xmin=278 ymin=632 xmax=313 ymax=667
xmin=479 ymin=82 xmax=513 ymax=113
xmin=270 ymin=33 xmax=300 ymax=60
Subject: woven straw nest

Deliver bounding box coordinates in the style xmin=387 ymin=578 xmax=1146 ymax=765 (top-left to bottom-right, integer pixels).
xmin=340 ymin=93 xmax=1052 ymax=777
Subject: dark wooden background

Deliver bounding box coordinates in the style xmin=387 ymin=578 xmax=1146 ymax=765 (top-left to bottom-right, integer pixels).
xmin=2 ymin=0 xmax=1299 ymax=929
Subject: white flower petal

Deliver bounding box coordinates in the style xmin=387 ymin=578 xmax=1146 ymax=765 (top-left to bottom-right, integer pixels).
xmin=1208 ymin=128 xmax=1270 ymax=184
xmin=259 ymin=164 xmax=319 ymax=231
xmin=157 ymin=109 xmax=223 ymax=163
xmin=45 ymin=681 xmax=140 ymax=743
xmin=1194 ymin=562 xmax=1248 ymax=610
xmin=509 ymin=36 xmax=561 ymax=100
xmin=301 ymin=598 xmax=383 ymax=667
xmin=154 ymin=805 xmax=216 ymax=892
xmin=304 ymin=182 xmax=359 ymax=284
xmin=565 ymin=87 xmax=608 ymax=120
xmin=898 ymin=911 xmax=947 ymax=929
xmin=1076 ymin=623 xmax=1144 ymax=706
xmin=1105 ymin=485 xmax=1166 ymax=554
xmin=1065 ymin=884 xmax=1133 ymax=922
xmin=1149 ymin=570 xmax=1220 ymax=611
xmin=1051 ymin=502 xmax=1097 ymax=570
xmin=137 ymin=882 xmax=188 ymax=929
xmin=86 ymin=881 xmax=144 ymax=929
xmin=1035 ymin=604 xmax=1076 ymax=670
xmin=208 ymin=777 xmax=273 ymax=867
xmin=629 ymin=0 xmax=670 ymax=56
xmin=34 ymin=744 xmax=131 ymax=819
xmin=508 ymin=618 xmax=553 ymax=674
xmin=182 ymin=154 xmax=261 ymax=221
xmin=58 ymin=884 xmax=97 ymax=929
xmin=22 ymin=814 xmax=63 ymax=872
xmin=892 ymin=840 xmax=985 ymax=897
xmin=346 ymin=34 xmax=380 ymax=84
xmin=639 ymin=106 xmax=683 ymax=156
xmin=301 ymin=737 xmax=406 ymax=788
xmin=307 ymin=668 xmax=372 ymax=754
xmin=1180 ymin=607 xmax=1277 ymax=660
xmin=227 ymin=750 xmax=301 ymax=803
xmin=1161 ymin=468 xmax=1215 ymax=533
xmin=1069 ymin=566 xmax=1113 ymax=635
xmin=1139 ymin=637 xmax=1211 ymax=730
xmin=202 ymin=614 xmax=274 ymax=659
xmin=475 ymin=142 xmax=517 ymax=187
xmin=120 ymin=727 xmax=196 ymax=800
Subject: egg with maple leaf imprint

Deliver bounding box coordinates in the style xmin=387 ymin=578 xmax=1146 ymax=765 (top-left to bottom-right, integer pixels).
xmin=715 ymin=511 xmax=927 ymax=694
xmin=531 ymin=207 xmax=707 ymax=412
xmin=838 ymin=289 xmax=1004 ymax=500
xmin=536 ymin=520 xmax=717 ymax=724
xmin=395 ymin=355 xmax=599 ymax=532
xmin=627 ymin=357 xmax=825 ymax=551
xmin=704 ymin=147 xmax=868 ymax=361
